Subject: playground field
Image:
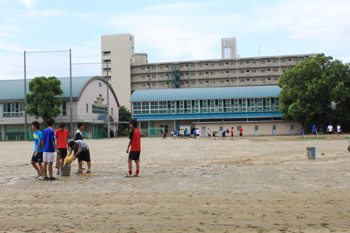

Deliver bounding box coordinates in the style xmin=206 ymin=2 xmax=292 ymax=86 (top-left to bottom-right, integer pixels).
xmin=0 ymin=136 xmax=350 ymax=232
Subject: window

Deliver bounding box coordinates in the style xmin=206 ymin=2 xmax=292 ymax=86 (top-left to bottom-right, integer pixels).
xmin=210 ymin=71 xmax=215 ymax=75
xmin=199 ymin=81 xmax=204 ymax=84
xmin=273 ymin=77 xmax=278 ymax=81
xmin=180 ymin=82 xmax=184 ymax=85
xmin=220 ymin=80 xmax=224 ymax=83
xmin=86 ymin=104 xmax=88 ymax=113
xmin=246 ymin=70 xmax=250 ymax=72
xmin=191 ymin=72 xmax=195 ymax=76
xmin=247 ymin=79 xmax=250 ymax=81
xmin=160 ymin=74 xmax=165 ymax=78
xmin=152 ymin=66 xmax=156 ymax=70
xmin=159 ymin=66 xmax=164 ymax=70
xmin=252 ymin=79 xmax=257 ymax=82
xmin=133 ymin=102 xmax=141 ymax=114
xmin=210 ymin=63 xmax=215 ymax=67
xmin=273 ymin=69 xmax=278 ymax=72
xmin=62 ymin=101 xmax=66 ymax=116
xmin=141 ymin=67 xmax=146 ymax=70
xmin=218 ymin=100 xmax=223 ymax=112
xmin=282 ymin=59 xmax=287 ymax=63
xmin=191 ymin=81 xmax=195 ymax=85
xmin=211 ymin=81 xmax=215 ymax=84
xmin=92 ymin=105 xmax=107 ymax=114
xmin=239 ymin=61 xmax=244 ymax=65
xmin=231 ymin=62 xmax=236 ymax=65
xmin=103 ymin=51 xmax=111 ymax=56
xmin=199 ymin=64 xmax=204 ymax=67
xmin=180 ymin=73 xmax=184 ymax=77
xmin=152 ymin=83 xmax=156 ymax=86
xmin=219 ymin=71 xmax=225 ymax=75
xmin=190 ymin=64 xmax=196 ymax=68
xmin=200 ymin=100 xmax=208 ymax=113
xmin=288 ymin=59 xmax=292 ymax=61
xmin=261 ymin=78 xmax=266 ymax=82
xmin=142 ymin=102 xmax=149 ymax=114
xmin=224 ymin=99 xmax=231 ymax=112
xmin=240 ymin=79 xmax=245 ymax=82
xmin=141 ymin=75 xmax=145 ymax=79
xmin=267 ymin=69 xmax=271 ymax=71
xmin=151 ymin=102 xmax=159 ymax=114
xmin=273 ymin=60 xmax=278 ymax=63
xmin=111 ymin=108 xmax=113 ymax=115
xmin=251 ymin=70 xmax=257 ymax=73
xmin=180 ymin=65 xmax=184 ymax=68
xmin=240 ymin=70 xmax=244 ymax=73
xmin=251 ymin=61 xmax=256 ymax=64
xmin=261 ymin=69 xmax=266 ymax=73
xmin=231 ymin=79 xmax=236 ymax=82
xmin=260 ymin=61 xmax=266 ymax=64
xmin=159 ymin=101 xmax=167 ymax=114
xmin=231 ymin=70 xmax=236 ymax=74
xmin=152 ymin=74 xmax=156 ymax=78
xmin=219 ymin=62 xmax=224 ymax=66
xmin=199 ymin=72 xmax=204 ymax=76
xmin=99 ymin=82 xmax=101 ymax=87
xmin=141 ymin=84 xmax=146 ymax=87
xmin=160 ymin=83 xmax=165 ymax=86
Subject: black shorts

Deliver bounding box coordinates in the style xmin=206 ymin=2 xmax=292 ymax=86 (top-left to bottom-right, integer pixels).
xmin=240 ymin=133 xmax=242 ymax=136
xmin=197 ymin=134 xmax=199 ymax=137
xmin=208 ymin=134 xmax=211 ymax=136
xmin=231 ymin=134 xmax=234 ymax=137
xmin=129 ymin=151 xmax=140 ymax=160
xmin=78 ymin=149 xmax=91 ymax=162
xmin=31 ymin=152 xmax=43 ymax=163
xmin=58 ymin=148 xmax=67 ymax=159
xmin=313 ymin=132 xmax=316 ymax=135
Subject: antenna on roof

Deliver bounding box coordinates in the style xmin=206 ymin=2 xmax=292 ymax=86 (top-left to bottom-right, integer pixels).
xmin=230 ymin=31 xmax=238 ymax=38
xmin=258 ymin=46 xmax=261 ymax=57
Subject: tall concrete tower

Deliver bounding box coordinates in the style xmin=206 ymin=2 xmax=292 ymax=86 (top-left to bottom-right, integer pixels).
xmin=221 ymin=38 xmax=237 ymax=59
xmin=101 ymin=33 xmax=135 ymax=109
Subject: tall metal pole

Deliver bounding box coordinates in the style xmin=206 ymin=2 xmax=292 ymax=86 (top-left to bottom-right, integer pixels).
xmin=24 ymin=51 xmax=27 ymax=140
xmin=69 ymin=49 xmax=73 ymax=137
xmin=106 ymin=62 xmax=110 ymax=139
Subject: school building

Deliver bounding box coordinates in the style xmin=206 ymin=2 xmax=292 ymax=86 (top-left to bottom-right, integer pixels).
xmin=0 ymin=76 xmax=120 ymax=140
xmin=129 ymin=85 xmax=299 ymax=137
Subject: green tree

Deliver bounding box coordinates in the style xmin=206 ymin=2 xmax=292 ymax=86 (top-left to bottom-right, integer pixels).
xmin=25 ymin=76 xmax=63 ymax=126
xmin=278 ymin=54 xmax=350 ymax=132
xmin=118 ymin=106 xmax=132 ymax=136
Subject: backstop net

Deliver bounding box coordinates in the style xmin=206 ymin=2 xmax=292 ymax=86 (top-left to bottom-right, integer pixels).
xmin=148 ymin=128 xmax=164 ymax=138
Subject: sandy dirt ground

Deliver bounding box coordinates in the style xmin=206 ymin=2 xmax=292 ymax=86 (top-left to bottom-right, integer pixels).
xmin=0 ymin=135 xmax=350 ymax=233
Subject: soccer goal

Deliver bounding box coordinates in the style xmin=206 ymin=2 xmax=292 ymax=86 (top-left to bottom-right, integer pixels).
xmin=148 ymin=128 xmax=164 ymax=138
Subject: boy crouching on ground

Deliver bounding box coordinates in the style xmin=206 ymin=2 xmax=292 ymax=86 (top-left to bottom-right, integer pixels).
xmin=68 ymin=140 xmax=91 ymax=174
xmin=125 ymin=120 xmax=141 ymax=178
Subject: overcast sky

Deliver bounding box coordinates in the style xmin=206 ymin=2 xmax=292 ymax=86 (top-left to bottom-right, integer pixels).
xmin=1 ymin=0 xmax=350 ymax=80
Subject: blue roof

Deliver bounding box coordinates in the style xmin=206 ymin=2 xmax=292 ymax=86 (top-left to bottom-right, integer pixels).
xmin=0 ymin=76 xmax=93 ymax=100
xmin=133 ymin=112 xmax=282 ymax=121
xmin=130 ymin=85 xmax=281 ymax=102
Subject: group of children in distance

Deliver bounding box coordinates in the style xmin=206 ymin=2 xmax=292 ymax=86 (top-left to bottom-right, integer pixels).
xmin=170 ymin=127 xmax=243 ymax=140
xmin=31 ymin=119 xmax=141 ymax=180
xmin=300 ymin=124 xmax=343 ymax=138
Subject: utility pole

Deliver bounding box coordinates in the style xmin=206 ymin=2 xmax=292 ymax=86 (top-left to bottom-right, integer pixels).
xmin=69 ymin=49 xmax=73 ymax=136
xmin=106 ymin=62 xmax=110 ymax=139
xmin=24 ymin=51 xmax=27 ymax=140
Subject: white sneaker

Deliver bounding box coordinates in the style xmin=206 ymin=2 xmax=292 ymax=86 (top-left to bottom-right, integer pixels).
xmin=124 ymin=173 xmax=133 ymax=178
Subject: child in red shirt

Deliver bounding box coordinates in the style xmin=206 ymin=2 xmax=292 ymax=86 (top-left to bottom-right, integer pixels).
xmin=125 ymin=120 xmax=141 ymax=177
xmin=55 ymin=122 xmax=69 ymax=175
xmin=239 ymin=127 xmax=243 ymax=138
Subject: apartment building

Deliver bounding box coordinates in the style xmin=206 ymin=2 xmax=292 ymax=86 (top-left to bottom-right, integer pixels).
xmin=101 ymin=33 xmax=317 ymax=110
xmin=130 ymin=54 xmax=316 ymax=91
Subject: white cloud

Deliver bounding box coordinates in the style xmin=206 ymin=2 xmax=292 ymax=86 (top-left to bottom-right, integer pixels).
xmin=14 ymin=9 xmax=68 ymax=19
xmin=19 ymin=0 xmax=35 ymax=9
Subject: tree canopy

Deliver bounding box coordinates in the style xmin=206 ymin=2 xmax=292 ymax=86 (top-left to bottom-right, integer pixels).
xmin=25 ymin=76 xmax=63 ymax=125
xmin=118 ymin=106 xmax=132 ymax=136
xmin=277 ymin=54 xmax=350 ymax=132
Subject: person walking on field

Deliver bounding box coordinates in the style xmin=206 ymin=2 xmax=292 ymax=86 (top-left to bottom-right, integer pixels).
xmin=312 ymin=125 xmax=317 ymax=138
xmin=337 ymin=124 xmax=342 ymax=138
xmin=230 ymin=127 xmax=235 ymax=140
xmin=327 ymin=124 xmax=333 ymax=139
xmin=207 ymin=128 xmax=211 ymax=139
xmin=239 ymin=127 xmax=243 ymax=139
xmin=125 ymin=120 xmax=141 ymax=178
xmin=55 ymin=122 xmax=69 ymax=175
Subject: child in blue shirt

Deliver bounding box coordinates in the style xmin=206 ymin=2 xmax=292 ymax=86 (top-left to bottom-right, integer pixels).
xmin=31 ymin=121 xmax=43 ymax=179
